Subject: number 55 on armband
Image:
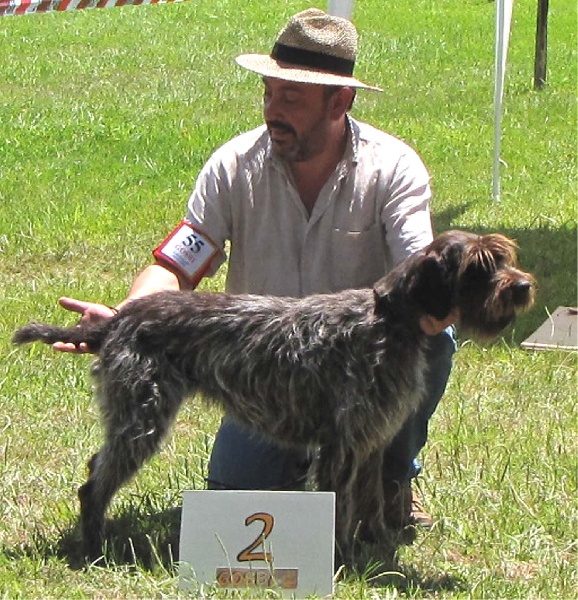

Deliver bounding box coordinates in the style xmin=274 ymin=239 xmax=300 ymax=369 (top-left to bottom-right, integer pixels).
xmin=153 ymin=221 xmax=219 ymax=287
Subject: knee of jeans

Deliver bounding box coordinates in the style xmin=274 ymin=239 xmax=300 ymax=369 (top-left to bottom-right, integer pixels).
xmin=421 ymin=326 xmax=456 ymax=413
xmin=207 ymin=418 xmax=309 ymax=490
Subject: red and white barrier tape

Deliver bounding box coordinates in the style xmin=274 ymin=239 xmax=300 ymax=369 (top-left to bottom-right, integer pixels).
xmin=1 ymin=0 xmax=186 ymax=17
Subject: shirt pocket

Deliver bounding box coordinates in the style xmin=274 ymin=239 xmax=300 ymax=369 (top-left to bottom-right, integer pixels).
xmin=330 ymin=223 xmax=387 ymax=290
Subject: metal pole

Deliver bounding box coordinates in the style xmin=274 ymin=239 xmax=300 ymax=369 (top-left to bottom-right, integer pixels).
xmin=327 ymin=0 xmax=354 ymax=19
xmin=492 ymin=0 xmax=513 ymax=201
xmin=493 ymin=0 xmax=505 ymax=201
xmin=534 ymin=0 xmax=549 ymax=89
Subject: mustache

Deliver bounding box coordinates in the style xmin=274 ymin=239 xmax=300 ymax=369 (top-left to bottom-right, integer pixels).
xmin=266 ymin=120 xmax=296 ymax=136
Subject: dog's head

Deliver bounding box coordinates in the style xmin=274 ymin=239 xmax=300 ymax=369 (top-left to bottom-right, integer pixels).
xmin=374 ymin=230 xmax=535 ymax=339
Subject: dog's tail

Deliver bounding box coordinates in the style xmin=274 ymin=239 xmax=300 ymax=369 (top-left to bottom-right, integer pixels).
xmin=12 ymin=320 xmax=111 ymax=352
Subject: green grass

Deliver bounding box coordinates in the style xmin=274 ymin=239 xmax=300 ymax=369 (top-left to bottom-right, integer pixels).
xmin=0 ymin=0 xmax=576 ymax=597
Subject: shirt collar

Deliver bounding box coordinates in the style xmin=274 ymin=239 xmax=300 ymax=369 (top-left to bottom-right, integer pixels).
xmin=345 ymin=115 xmax=360 ymax=166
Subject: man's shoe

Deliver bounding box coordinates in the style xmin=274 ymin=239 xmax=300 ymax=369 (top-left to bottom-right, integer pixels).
xmin=383 ymin=481 xmax=434 ymax=529
xmin=409 ymin=490 xmax=434 ymax=529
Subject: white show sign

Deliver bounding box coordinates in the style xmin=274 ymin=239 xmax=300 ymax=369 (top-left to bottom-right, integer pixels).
xmin=179 ymin=490 xmax=335 ymax=597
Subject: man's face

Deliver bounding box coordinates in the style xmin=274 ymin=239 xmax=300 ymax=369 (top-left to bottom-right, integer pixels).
xmin=262 ymin=77 xmax=334 ymax=162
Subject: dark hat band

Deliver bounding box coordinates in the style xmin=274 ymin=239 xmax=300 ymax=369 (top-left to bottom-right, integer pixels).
xmin=271 ymin=42 xmax=355 ymax=77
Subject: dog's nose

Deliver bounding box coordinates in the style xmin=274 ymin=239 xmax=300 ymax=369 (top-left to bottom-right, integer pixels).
xmin=512 ymin=280 xmax=533 ymax=305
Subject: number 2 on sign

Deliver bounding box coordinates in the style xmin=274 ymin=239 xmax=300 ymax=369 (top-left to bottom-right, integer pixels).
xmin=236 ymin=512 xmax=274 ymax=563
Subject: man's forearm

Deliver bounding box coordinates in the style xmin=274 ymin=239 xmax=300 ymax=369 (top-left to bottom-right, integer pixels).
xmin=116 ymin=263 xmax=190 ymax=310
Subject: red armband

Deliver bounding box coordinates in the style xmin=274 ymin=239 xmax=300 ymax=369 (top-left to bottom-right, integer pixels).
xmin=153 ymin=221 xmax=219 ymax=287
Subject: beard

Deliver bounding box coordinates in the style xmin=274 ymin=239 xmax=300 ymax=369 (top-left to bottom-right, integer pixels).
xmin=266 ymin=119 xmax=328 ymax=163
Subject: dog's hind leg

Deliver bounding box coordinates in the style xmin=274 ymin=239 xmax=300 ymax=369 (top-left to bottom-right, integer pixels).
xmin=86 ymin=452 xmax=99 ymax=477
xmin=79 ymin=441 xmax=145 ymax=563
xmin=79 ymin=371 xmax=188 ymax=562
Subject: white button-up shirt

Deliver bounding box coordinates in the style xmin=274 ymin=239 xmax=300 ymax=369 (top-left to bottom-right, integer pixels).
xmin=186 ymin=116 xmax=433 ymax=297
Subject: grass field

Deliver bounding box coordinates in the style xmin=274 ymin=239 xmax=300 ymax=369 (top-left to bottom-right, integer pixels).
xmin=0 ymin=0 xmax=576 ymax=597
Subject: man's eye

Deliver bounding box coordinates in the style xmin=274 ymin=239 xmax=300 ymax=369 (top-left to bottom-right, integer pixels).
xmin=284 ymin=93 xmax=300 ymax=104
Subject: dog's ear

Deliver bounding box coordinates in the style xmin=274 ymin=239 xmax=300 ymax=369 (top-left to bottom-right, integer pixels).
xmin=406 ymin=254 xmax=456 ymax=320
xmin=373 ymin=253 xmax=457 ymax=320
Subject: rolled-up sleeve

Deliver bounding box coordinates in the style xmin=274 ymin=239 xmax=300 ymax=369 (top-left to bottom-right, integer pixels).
xmin=186 ymin=155 xmax=233 ymax=277
xmin=380 ymin=147 xmax=433 ymax=267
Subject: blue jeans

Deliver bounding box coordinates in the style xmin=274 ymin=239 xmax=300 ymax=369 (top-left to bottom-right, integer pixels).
xmin=207 ymin=327 xmax=457 ymax=490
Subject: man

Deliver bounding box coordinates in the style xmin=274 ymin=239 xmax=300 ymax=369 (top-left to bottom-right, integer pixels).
xmin=54 ymin=9 xmax=456 ymax=534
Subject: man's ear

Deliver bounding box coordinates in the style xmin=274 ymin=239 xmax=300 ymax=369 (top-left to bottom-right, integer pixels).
xmin=329 ymin=86 xmax=355 ymax=118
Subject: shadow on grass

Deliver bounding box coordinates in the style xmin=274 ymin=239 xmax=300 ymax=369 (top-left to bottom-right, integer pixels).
xmin=401 ymin=569 xmax=467 ymax=595
xmin=338 ymin=535 xmax=467 ymax=595
xmin=434 ymin=206 xmax=577 ymax=343
xmin=0 ymin=505 xmax=181 ymax=572
xmin=1 ymin=505 xmax=465 ymax=594
xmin=53 ymin=504 xmax=183 ymax=571
xmin=359 ymin=568 xmax=467 ymax=595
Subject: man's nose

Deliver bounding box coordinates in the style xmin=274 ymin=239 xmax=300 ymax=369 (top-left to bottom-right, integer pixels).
xmin=263 ymin=93 xmax=282 ymax=121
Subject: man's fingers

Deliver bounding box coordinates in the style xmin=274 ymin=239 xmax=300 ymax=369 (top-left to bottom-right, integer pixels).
xmin=57 ymin=297 xmax=114 ymax=323
xmin=52 ymin=341 xmax=91 ymax=354
xmin=58 ymin=297 xmax=89 ymax=315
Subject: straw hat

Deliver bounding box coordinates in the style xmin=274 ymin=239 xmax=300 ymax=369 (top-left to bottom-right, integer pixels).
xmin=236 ymin=8 xmax=382 ymax=91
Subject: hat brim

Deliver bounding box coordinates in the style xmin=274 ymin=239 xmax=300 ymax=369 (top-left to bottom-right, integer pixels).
xmin=236 ymin=54 xmax=382 ymax=92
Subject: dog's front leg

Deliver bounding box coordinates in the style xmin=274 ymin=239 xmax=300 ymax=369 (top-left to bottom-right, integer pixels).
xmin=349 ymin=449 xmax=393 ymax=546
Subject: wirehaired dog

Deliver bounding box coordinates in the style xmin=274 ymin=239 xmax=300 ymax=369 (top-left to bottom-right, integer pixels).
xmin=13 ymin=230 xmax=535 ymax=564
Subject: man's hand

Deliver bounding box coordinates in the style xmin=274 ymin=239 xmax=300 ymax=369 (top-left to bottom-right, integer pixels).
xmin=419 ymin=310 xmax=458 ymax=336
xmin=52 ymin=297 xmax=117 ymax=354
xmin=51 ymin=264 xmax=185 ymax=353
